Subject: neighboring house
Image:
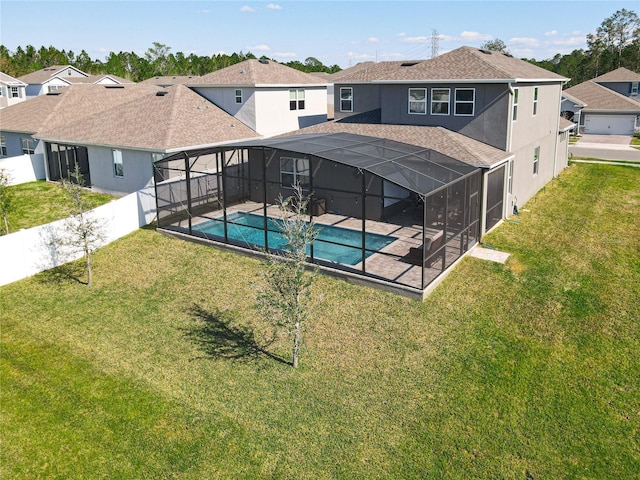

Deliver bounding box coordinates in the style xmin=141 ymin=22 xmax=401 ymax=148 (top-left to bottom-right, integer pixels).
xmin=188 ymin=59 xmax=327 ymax=136
xmin=33 ymin=84 xmax=259 ymax=196
xmin=0 ymin=72 xmax=27 ymax=109
xmin=140 ymin=75 xmax=201 ymax=87
xmin=564 ymin=80 xmax=640 ymax=135
xmin=560 ymin=91 xmax=587 ymax=134
xmin=18 ymin=65 xmax=132 ymax=96
xmin=152 ymin=47 xmax=572 ymax=298
xmin=592 ymin=67 xmax=640 ymax=99
xmin=310 ymin=62 xmax=376 ymax=119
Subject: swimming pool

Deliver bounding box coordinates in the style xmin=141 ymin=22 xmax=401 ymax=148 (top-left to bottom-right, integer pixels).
xmin=193 ymin=211 xmax=396 ymax=265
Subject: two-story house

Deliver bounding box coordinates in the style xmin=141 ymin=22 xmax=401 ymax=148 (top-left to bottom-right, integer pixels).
xmin=188 ymin=59 xmax=327 ymax=136
xmin=563 ymin=67 xmax=640 ymax=135
xmin=151 ymin=47 xmax=573 ymax=298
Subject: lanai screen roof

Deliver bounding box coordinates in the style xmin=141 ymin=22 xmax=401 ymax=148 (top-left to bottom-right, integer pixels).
xmin=161 ymin=132 xmax=479 ymax=196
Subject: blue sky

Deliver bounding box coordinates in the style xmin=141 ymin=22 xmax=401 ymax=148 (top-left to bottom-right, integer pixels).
xmin=0 ymin=1 xmax=637 ymax=68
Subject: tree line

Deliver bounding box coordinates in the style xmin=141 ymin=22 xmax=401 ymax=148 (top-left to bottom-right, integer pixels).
xmin=0 ymin=42 xmax=341 ymax=82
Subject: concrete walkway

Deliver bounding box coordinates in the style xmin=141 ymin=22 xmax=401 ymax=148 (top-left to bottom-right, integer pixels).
xmin=469 ymin=245 xmax=510 ymax=264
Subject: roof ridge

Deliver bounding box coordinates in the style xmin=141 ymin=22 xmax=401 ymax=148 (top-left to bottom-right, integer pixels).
xmin=463 ymin=46 xmax=516 ymax=79
xmin=435 ymin=126 xmax=486 ymax=163
xmin=586 ymin=80 xmax=640 ymax=107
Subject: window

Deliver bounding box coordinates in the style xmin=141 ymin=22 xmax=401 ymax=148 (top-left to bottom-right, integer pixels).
xmin=112 ymin=149 xmax=124 ymax=177
xmin=280 ymin=157 xmax=309 ymax=188
xmin=631 ymin=82 xmax=639 ymax=96
xmin=533 ymin=147 xmax=540 ymax=175
xmin=10 ymin=86 xmax=20 ymax=98
xmin=48 ymin=85 xmax=65 ymax=93
xmin=507 ymin=159 xmax=513 ymax=194
xmin=235 ymin=89 xmax=242 ymax=104
xmin=340 ymin=87 xmax=353 ymax=112
xmin=0 ymin=135 xmax=6 ymax=156
xmin=533 ymin=87 xmax=538 ymax=115
xmin=21 ymin=137 xmax=35 ymax=154
xmin=408 ymin=88 xmax=427 ymax=114
xmin=0 ymin=86 xmax=4 ymax=97
xmin=454 ymin=88 xmax=475 ymax=116
xmin=512 ymin=88 xmax=519 ymax=121
xmin=289 ymin=89 xmax=305 ymax=110
xmin=431 ymin=88 xmax=450 ymax=115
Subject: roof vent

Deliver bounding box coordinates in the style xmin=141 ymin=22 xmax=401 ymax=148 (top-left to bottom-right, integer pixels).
xmin=240 ymin=69 xmax=245 ymax=74
xmin=46 ymin=92 xmax=62 ymax=96
xmin=401 ymin=61 xmax=420 ymax=67
xmin=156 ymin=91 xmax=169 ymax=96
xmin=479 ymin=49 xmax=493 ymax=55
xmin=104 ymin=85 xmax=125 ymax=89
xmin=259 ymin=59 xmax=269 ymax=64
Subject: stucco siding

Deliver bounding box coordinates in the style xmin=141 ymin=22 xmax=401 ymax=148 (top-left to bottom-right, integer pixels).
xmin=255 ymin=87 xmax=327 ymax=136
xmin=379 ymin=83 xmax=510 ymax=150
xmin=192 ymin=86 xmax=258 ymax=131
xmin=86 ymin=146 xmax=154 ymax=196
xmin=333 ymin=84 xmax=381 ymax=120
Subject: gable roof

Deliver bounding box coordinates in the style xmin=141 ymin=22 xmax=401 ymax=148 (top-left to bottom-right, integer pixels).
xmin=347 ymin=47 xmax=567 ymax=83
xmin=333 ymin=61 xmax=419 ymax=83
xmin=68 ymin=74 xmax=134 ymax=85
xmin=283 ymin=110 xmax=512 ymax=168
xmin=18 ymin=65 xmax=89 ymax=84
xmin=592 ymin=67 xmax=640 ymax=83
xmin=191 ymin=59 xmax=326 ymax=87
xmin=35 ymin=84 xmax=259 ymax=152
xmin=0 ymin=84 xmax=163 ymax=134
xmin=0 ymin=72 xmax=27 ymax=86
xmin=140 ymin=75 xmax=201 ymax=86
xmin=564 ymin=80 xmax=640 ymax=112
xmin=562 ymin=91 xmax=587 ymax=108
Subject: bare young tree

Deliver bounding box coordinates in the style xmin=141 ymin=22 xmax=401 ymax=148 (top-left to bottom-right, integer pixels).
xmin=57 ymin=164 xmax=106 ymax=286
xmin=256 ymin=184 xmax=318 ymax=369
xmin=0 ymin=169 xmax=14 ymax=235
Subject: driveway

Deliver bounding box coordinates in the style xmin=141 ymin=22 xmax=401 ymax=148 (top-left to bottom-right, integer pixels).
xmin=576 ymin=134 xmax=632 ymax=145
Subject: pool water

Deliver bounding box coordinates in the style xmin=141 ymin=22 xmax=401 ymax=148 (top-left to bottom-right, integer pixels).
xmin=193 ymin=211 xmax=396 ymax=265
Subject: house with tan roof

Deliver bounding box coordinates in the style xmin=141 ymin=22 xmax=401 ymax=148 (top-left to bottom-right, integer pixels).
xmin=564 ymin=76 xmax=640 ymax=135
xmin=151 ymin=46 xmax=573 ymax=299
xmin=188 ymin=59 xmax=327 ymax=136
xmin=592 ymin=67 xmax=640 ymax=99
xmin=19 ymin=65 xmax=132 ymax=97
xmin=0 ymin=72 xmax=27 ymax=109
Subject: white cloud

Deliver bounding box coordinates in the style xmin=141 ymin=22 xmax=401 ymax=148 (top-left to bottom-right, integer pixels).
xmin=402 ymin=36 xmax=430 ymax=43
xmin=240 ymin=5 xmax=255 ymax=13
xmin=459 ymin=31 xmax=493 ymax=42
xmin=544 ymin=30 xmax=558 ymax=36
xmin=547 ymin=36 xmax=585 ymax=47
xmin=368 ymin=37 xmax=379 ymax=44
xmin=346 ymin=51 xmax=376 ymax=60
xmin=266 ymin=3 xmax=282 ymax=10
xmin=509 ymin=37 xmax=540 ymax=47
xmin=197 ymin=9 xmax=211 ymax=14
xmin=273 ymin=51 xmax=297 ymax=58
xmin=248 ymin=44 xmax=271 ymax=51
xmin=398 ymin=32 xmax=406 ymax=38
xmin=571 ymin=30 xmax=581 ymax=36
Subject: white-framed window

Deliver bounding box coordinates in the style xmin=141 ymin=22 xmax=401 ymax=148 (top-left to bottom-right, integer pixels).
xmin=0 ymin=135 xmax=7 ymax=157
xmin=454 ymin=88 xmax=475 ymax=116
xmin=431 ymin=88 xmax=450 ymax=115
xmin=631 ymin=82 xmax=638 ymax=96
xmin=21 ymin=137 xmax=35 ymax=154
xmin=280 ymin=157 xmax=309 ymax=188
xmin=0 ymin=86 xmax=4 ymax=97
xmin=289 ymin=89 xmax=305 ymax=110
xmin=408 ymin=88 xmax=427 ymax=114
xmin=507 ymin=159 xmax=513 ymax=194
xmin=48 ymin=85 xmax=65 ymax=93
xmin=112 ymin=149 xmax=124 ymax=177
xmin=10 ymin=86 xmax=20 ymax=98
xmin=235 ymin=89 xmax=242 ymax=104
xmin=340 ymin=87 xmax=353 ymax=112
xmin=533 ymin=146 xmax=540 ymax=175
xmin=533 ymin=87 xmax=539 ymax=116
xmin=512 ymin=88 xmax=519 ymax=121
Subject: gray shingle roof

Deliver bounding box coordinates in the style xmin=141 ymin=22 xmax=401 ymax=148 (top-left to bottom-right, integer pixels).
xmin=35 ymin=84 xmax=259 ymax=151
xmin=140 ymin=75 xmax=201 ymax=86
xmin=18 ymin=65 xmax=88 ymax=84
xmin=593 ymin=67 xmax=640 ymax=82
xmin=192 ymin=59 xmax=325 ymax=86
xmin=0 ymin=72 xmax=27 ymax=85
xmin=283 ymin=111 xmax=511 ymax=168
xmin=0 ymin=84 xmax=161 ymax=134
xmin=564 ymin=81 xmax=640 ymax=112
xmin=336 ymin=47 xmax=567 ymax=83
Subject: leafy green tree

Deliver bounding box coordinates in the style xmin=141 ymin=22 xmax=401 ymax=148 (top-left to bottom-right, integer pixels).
xmin=588 ymin=9 xmax=640 ymax=71
xmin=480 ymin=38 xmax=510 ymax=55
xmin=256 ymin=184 xmax=318 ymax=369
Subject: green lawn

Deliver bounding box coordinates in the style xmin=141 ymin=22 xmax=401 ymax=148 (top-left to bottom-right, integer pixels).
xmin=2 ymin=180 xmax=115 ymax=234
xmin=1 ymin=164 xmax=639 ymax=479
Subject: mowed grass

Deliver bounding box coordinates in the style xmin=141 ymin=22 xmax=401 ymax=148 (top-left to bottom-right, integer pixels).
xmin=1 ymin=164 xmax=639 ymax=478
xmin=2 ymin=180 xmax=115 ymax=233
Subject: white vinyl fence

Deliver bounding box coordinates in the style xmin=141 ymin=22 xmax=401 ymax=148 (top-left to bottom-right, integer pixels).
xmin=0 ymin=185 xmax=157 ymax=286
xmin=0 ymin=153 xmax=46 ymax=185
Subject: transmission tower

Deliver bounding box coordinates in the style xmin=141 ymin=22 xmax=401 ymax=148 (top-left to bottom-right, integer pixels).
xmin=431 ymin=29 xmax=440 ymax=58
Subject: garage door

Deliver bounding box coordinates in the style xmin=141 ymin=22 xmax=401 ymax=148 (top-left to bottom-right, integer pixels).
xmin=584 ymin=115 xmax=635 ymax=135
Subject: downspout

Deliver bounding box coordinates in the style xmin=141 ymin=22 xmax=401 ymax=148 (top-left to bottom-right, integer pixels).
xmin=552 ymin=81 xmax=565 ymax=178
xmin=507 ymin=82 xmax=515 ymax=153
